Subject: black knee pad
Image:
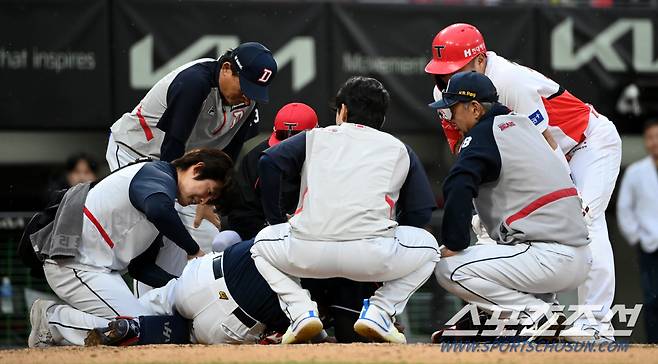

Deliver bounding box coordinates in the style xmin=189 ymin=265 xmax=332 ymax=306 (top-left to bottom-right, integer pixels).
xmin=138 ymin=311 xmax=191 ymax=344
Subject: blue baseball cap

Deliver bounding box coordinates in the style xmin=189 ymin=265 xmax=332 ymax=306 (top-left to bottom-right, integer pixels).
xmin=429 ymin=71 xmax=498 ymax=109
xmin=232 ymin=42 xmax=278 ymax=103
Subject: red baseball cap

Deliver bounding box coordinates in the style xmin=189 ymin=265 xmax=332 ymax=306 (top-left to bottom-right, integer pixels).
xmin=268 ymin=102 xmax=318 ymax=146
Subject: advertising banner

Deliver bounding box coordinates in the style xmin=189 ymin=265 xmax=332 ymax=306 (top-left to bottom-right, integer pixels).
xmin=0 ymin=0 xmax=110 ymax=129
xmin=111 ymin=0 xmax=331 ymax=130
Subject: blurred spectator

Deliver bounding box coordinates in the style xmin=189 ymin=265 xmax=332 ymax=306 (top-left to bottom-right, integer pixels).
xmin=45 ymin=153 xmax=99 ymax=203
xmin=616 ymin=119 xmax=658 ymax=344
xmin=63 ymin=153 xmax=98 ymax=186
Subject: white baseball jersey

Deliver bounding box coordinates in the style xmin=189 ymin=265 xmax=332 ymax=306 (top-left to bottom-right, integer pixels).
xmin=74 ymin=163 xmax=159 ymax=272
xmin=433 ymin=51 xmax=591 ymax=154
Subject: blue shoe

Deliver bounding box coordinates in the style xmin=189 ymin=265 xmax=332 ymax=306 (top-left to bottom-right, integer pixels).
xmin=281 ymin=310 xmax=323 ymax=344
xmin=353 ymin=299 xmax=406 ymax=344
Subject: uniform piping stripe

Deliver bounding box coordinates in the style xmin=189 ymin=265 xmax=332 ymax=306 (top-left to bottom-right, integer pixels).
xmin=136 ymin=105 xmax=154 ymax=141
xmin=253 ymin=236 xmax=288 ymax=245
xmin=449 ymin=244 xmax=532 ymax=320
xmin=505 ymin=187 xmax=578 ymax=226
xmin=385 ymin=195 xmax=395 ymax=218
xmin=73 ymin=269 xmax=120 ymax=316
xmin=395 ymin=238 xmax=439 ymax=253
xmin=211 ymin=111 xmax=228 ymax=135
xmin=83 ymin=206 xmax=114 ymax=248
xmin=294 ymin=188 xmax=309 ymax=215
xmin=253 ymin=177 xmax=260 ymax=190
xmin=114 ymin=144 xmax=120 ymax=168
xmin=49 ymin=321 xmax=91 ymax=331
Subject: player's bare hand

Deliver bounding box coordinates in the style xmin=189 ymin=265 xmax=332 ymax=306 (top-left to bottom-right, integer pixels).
xmin=440 ymin=247 xmax=458 ymax=257
xmin=193 ymin=204 xmax=221 ymax=229
xmin=188 ymin=249 xmax=206 ymax=260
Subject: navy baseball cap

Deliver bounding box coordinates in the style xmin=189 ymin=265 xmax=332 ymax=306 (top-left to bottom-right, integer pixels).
xmin=232 ymin=42 xmax=278 ymax=103
xmin=429 ymin=71 xmax=498 ymax=109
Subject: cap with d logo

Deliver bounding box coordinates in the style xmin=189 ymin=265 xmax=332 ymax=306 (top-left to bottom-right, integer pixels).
xmin=429 ymin=71 xmax=498 ymax=109
xmin=232 ymin=42 xmax=278 ymax=103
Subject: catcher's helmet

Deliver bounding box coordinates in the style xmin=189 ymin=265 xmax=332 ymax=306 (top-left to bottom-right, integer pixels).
xmin=424 ymin=23 xmax=487 ymax=75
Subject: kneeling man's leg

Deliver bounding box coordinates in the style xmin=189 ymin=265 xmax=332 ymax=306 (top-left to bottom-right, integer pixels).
xmin=435 ymin=243 xmax=591 ymax=317
xmin=355 ymin=226 xmax=440 ymax=344
xmin=370 ymin=226 xmax=440 ymax=316
xmin=251 ymin=224 xmax=321 ymax=344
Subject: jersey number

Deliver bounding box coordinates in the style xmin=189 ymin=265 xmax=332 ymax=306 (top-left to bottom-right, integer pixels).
xmin=460 ymin=136 xmax=473 ymax=150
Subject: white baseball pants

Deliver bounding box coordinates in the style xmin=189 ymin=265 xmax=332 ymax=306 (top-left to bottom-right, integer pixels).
xmin=568 ymin=110 xmax=622 ymax=324
xmin=435 ymin=242 xmax=592 ymax=318
xmin=43 ymin=254 xmax=264 ymax=346
xmin=105 ymin=134 xmax=218 ymax=297
xmin=250 ymin=223 xmax=440 ymax=323
xmin=139 ymin=253 xmax=265 ymax=344
xmin=43 ymin=261 xmax=154 ymax=345
xmin=105 ymin=134 xmax=142 ymax=171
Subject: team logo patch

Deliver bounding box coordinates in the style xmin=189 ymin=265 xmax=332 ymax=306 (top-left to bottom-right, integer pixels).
xmin=437 ymin=105 xmax=452 ymax=121
xmin=284 ymin=122 xmax=298 ymax=132
xmin=207 ymin=106 xmax=216 ymax=116
xmin=230 ymin=110 xmax=244 ymax=129
xmin=529 ymin=110 xmax=544 ymax=126
xmin=258 ymin=68 xmax=273 ymax=83
xmin=218 ymin=291 xmax=229 ymax=300
xmin=498 ymin=121 xmax=516 ymax=131
xmin=434 ymin=45 xmax=446 ymax=58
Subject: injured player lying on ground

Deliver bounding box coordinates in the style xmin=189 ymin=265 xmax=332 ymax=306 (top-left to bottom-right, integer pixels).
xmin=30 ymin=240 xmax=401 ymax=346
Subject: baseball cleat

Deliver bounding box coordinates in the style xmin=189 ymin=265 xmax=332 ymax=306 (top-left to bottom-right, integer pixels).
xmin=520 ymin=312 xmax=566 ymax=342
xmin=431 ymin=327 xmax=463 ymax=343
xmin=281 ymin=310 xmax=323 ymax=344
xmin=561 ymin=323 xmax=615 ymax=343
xmin=431 ymin=307 xmax=492 ymax=343
xmin=85 ymin=318 xmax=140 ymax=346
xmin=28 ymin=299 xmax=57 ymax=348
xmin=259 ymin=331 xmax=284 ymax=345
xmin=353 ymin=299 xmax=406 ymax=344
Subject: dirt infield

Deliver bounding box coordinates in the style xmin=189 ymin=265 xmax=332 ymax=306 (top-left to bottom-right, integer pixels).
xmin=2 ymin=343 xmax=657 ymax=364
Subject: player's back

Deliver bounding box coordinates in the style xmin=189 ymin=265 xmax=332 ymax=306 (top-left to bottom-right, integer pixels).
xmin=76 ymin=163 xmax=160 ymax=271
xmin=474 ymin=112 xmax=589 ymax=246
xmin=290 ymin=123 xmax=410 ymax=241
xmin=223 ymin=239 xmax=289 ymax=332
xmin=484 ymin=51 xmax=591 ymax=153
